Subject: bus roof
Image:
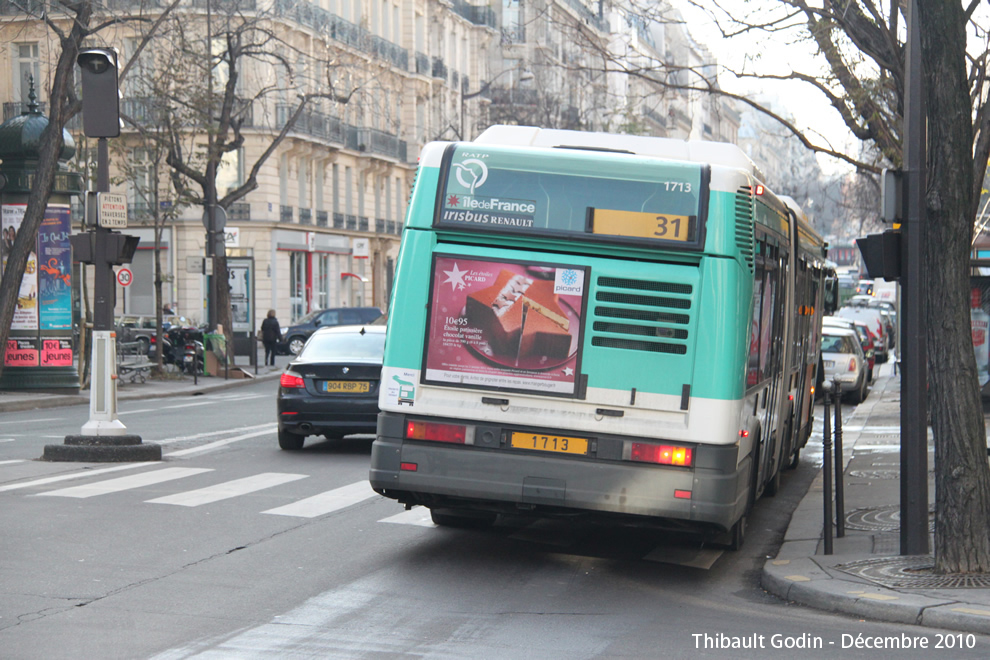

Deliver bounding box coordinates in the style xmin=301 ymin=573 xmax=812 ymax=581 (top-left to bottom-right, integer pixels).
xmin=472 ymin=125 xmax=765 ymax=181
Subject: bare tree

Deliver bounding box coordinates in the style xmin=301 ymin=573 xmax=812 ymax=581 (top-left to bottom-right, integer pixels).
xmin=119 ymin=5 xmax=367 ymax=355
xmin=531 ymin=0 xmax=990 ymax=572
xmin=651 ymin=0 xmax=990 ymax=574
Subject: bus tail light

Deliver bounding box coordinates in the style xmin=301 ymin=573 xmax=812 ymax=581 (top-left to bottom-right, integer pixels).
xmin=400 ymin=462 xmax=418 ymax=472
xmin=406 ymin=420 xmax=466 ymax=444
xmin=630 ymin=442 xmax=693 ymax=467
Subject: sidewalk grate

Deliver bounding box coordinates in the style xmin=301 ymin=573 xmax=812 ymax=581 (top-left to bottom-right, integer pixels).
xmin=845 ymin=505 xmax=935 ymax=532
xmin=838 ymin=556 xmax=990 ymax=589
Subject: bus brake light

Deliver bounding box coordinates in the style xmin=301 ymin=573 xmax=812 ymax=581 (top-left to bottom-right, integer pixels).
xmin=631 ymin=442 xmax=693 ymax=467
xmin=406 ymin=420 xmax=466 ymax=444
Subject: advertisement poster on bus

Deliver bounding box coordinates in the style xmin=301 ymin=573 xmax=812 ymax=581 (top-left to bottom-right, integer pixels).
xmin=1 ymin=204 xmax=38 ymax=330
xmin=423 ymin=256 xmax=587 ymax=396
xmin=971 ymin=277 xmax=990 ymax=391
xmin=38 ymin=206 xmax=72 ymax=330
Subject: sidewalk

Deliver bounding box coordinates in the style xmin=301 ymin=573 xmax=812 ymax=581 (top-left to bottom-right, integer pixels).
xmin=763 ymin=361 xmax=990 ymax=634
xmin=0 ymin=350 xmax=289 ymax=414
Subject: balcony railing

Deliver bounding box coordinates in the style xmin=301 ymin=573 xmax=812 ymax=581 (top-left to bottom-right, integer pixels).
xmin=489 ymin=87 xmax=539 ymax=106
xmin=501 ymin=24 xmax=525 ymax=44
xmin=3 ymin=100 xmax=46 ymax=120
xmin=0 ymin=0 xmax=45 ymax=15
xmin=276 ymin=104 xmax=345 ymax=144
xmin=450 ymin=0 xmax=497 ymax=29
xmin=432 ymin=57 xmax=448 ymax=82
xmin=280 ymin=205 xmax=294 ymax=222
xmin=415 ymin=52 xmax=430 ymax=76
xmin=273 ymin=0 xmax=409 ymax=70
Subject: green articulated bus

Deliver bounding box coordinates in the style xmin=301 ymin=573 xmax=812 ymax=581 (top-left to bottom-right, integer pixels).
xmin=370 ymin=126 xmax=830 ymax=549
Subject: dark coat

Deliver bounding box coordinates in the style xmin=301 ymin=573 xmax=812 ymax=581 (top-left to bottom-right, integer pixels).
xmin=261 ymin=316 xmax=281 ymax=342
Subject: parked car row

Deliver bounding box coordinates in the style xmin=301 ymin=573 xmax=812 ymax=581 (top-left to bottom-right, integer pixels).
xmin=279 ymin=306 xmax=383 ymax=355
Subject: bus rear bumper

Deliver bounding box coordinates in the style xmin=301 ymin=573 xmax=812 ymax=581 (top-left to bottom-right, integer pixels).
xmin=370 ymin=413 xmax=750 ymax=532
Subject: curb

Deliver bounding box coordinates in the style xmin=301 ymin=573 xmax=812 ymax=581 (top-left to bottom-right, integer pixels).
xmin=0 ymin=369 xmax=283 ymax=414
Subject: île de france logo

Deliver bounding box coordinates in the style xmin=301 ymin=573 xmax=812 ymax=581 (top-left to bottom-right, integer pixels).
xmin=452 ymin=158 xmax=488 ymax=194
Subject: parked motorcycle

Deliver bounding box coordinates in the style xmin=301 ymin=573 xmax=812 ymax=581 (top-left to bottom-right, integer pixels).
xmin=156 ymin=323 xmax=204 ymax=375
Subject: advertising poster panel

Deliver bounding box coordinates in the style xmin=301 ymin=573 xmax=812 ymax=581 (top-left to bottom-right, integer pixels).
xmin=971 ymin=277 xmax=990 ymax=390
xmin=423 ymin=256 xmax=587 ymax=396
xmin=4 ymin=339 xmax=39 ymax=367
xmin=1 ymin=204 xmax=38 ymax=330
xmin=38 ymin=206 xmax=72 ymax=330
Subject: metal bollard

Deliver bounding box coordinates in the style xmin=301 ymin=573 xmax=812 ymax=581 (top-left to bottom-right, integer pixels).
xmin=834 ymin=386 xmax=845 ymax=538
xmin=822 ymin=382 xmax=834 ymax=555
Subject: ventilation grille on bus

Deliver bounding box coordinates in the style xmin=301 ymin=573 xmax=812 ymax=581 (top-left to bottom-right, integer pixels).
xmin=735 ymin=186 xmax=755 ymax=273
xmin=590 ymin=277 xmax=691 ymax=355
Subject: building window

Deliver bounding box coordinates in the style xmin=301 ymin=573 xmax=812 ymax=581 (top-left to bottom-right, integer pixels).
xmin=317 ymin=254 xmax=330 ymax=309
xmin=289 ymin=252 xmax=306 ymax=321
xmin=15 ymin=43 xmax=41 ymax=104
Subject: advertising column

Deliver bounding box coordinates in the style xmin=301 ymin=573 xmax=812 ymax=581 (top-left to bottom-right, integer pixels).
xmin=0 ymin=203 xmax=76 ymax=390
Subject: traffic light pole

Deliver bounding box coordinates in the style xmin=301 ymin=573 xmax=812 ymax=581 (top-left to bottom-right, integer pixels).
xmin=900 ymin=0 xmax=929 ymax=555
xmin=43 ymin=49 xmax=160 ymax=462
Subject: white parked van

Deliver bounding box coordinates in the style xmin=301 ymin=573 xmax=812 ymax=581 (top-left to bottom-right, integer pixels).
xmin=835 ymin=305 xmax=890 ymax=363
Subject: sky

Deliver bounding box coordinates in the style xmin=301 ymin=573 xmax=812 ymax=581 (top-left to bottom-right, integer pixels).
xmin=674 ymin=0 xmax=861 ymax=175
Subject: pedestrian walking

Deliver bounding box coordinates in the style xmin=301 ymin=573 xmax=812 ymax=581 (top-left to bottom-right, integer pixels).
xmin=261 ymin=309 xmax=281 ymax=366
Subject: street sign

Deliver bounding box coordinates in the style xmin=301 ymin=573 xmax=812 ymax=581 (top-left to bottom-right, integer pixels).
xmin=98 ymin=192 xmax=127 ymax=228
xmin=116 ymin=267 xmax=133 ymax=287
xmin=202 ymin=205 xmax=228 ymax=231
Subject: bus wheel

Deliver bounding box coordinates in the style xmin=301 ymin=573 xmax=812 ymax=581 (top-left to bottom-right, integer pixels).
xmin=765 ymin=460 xmax=782 ymax=497
xmin=716 ymin=515 xmax=746 ymax=551
xmin=430 ymin=508 xmax=497 ymax=529
xmin=788 ymin=447 xmax=801 ymax=470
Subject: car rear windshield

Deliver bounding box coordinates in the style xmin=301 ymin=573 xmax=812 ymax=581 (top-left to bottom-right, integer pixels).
xmin=821 ymin=334 xmax=857 ymax=354
xmin=300 ymin=332 xmax=386 ymax=360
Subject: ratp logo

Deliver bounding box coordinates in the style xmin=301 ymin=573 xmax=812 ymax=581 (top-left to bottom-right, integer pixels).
xmin=452 ymin=159 xmax=488 ymax=194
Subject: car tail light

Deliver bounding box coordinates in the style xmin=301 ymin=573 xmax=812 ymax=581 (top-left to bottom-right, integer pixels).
xmin=848 ymin=358 xmax=857 ymax=372
xmin=405 ymin=420 xmax=466 ymax=444
xmin=630 ymin=442 xmax=693 ymax=467
xmin=280 ymin=372 xmax=305 ymax=388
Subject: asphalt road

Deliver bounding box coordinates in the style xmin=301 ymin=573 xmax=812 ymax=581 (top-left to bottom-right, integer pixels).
xmin=1 ymin=380 xmax=988 ymax=658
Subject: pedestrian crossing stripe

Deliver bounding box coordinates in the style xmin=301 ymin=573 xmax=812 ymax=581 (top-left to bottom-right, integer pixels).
xmin=146 ymin=472 xmax=308 ymax=507
xmin=379 ymin=508 xmax=435 ymax=527
xmin=36 ymin=467 xmax=214 ymax=499
xmin=263 ymin=480 xmax=377 ymax=518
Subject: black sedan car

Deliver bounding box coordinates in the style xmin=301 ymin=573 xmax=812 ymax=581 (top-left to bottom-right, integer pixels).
xmin=276 ymin=324 xmax=386 ymax=450
xmin=280 ymin=306 xmax=383 ymax=355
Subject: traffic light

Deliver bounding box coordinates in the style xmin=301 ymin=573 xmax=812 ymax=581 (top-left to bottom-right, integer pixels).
xmin=77 ymin=48 xmax=120 ymax=138
xmin=70 ymin=231 xmax=139 ymax=265
xmin=856 ymin=230 xmax=901 ymax=281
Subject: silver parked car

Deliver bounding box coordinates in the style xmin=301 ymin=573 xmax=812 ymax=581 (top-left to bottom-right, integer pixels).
xmin=820 ymin=327 xmax=869 ymax=404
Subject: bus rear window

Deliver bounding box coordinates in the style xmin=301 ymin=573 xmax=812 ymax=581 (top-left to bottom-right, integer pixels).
xmin=436 ymin=143 xmax=707 ymax=247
